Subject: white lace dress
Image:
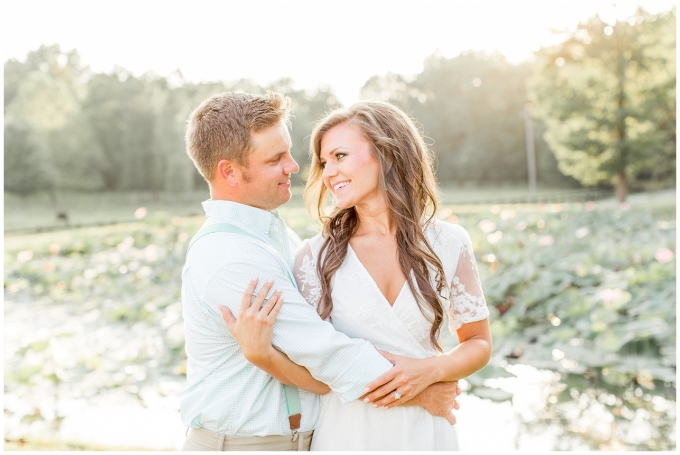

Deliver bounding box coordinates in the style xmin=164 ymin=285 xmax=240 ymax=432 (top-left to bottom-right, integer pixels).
xmin=293 ymin=219 xmax=489 ymax=451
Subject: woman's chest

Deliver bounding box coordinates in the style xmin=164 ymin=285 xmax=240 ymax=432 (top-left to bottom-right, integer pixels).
xmin=328 ymin=249 xmax=437 ymax=357
xmin=348 ymin=237 xmax=406 ymax=306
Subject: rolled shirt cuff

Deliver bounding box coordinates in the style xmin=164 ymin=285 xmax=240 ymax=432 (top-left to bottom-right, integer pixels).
xmin=329 ymin=340 xmax=394 ymax=404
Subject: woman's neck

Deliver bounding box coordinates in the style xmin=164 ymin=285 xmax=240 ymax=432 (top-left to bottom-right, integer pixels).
xmin=354 ymin=197 xmax=394 ymax=237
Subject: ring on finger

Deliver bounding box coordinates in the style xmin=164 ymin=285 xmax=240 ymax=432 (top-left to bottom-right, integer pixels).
xmin=394 ymin=390 xmax=402 ymax=400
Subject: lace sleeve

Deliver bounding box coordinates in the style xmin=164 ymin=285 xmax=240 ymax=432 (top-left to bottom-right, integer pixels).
xmin=293 ymin=239 xmax=322 ymax=308
xmin=448 ymin=227 xmax=489 ymax=333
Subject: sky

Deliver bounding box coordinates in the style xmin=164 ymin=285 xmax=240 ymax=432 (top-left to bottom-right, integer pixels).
xmin=2 ymin=0 xmax=675 ymax=105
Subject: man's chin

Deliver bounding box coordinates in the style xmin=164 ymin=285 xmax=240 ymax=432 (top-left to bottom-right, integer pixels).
xmin=280 ymin=191 xmax=292 ymax=205
xmin=265 ymin=191 xmax=292 ymax=210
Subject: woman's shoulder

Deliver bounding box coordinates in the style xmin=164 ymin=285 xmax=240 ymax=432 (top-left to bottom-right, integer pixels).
xmin=295 ymin=233 xmax=325 ymax=260
xmin=425 ymin=218 xmax=472 ymax=247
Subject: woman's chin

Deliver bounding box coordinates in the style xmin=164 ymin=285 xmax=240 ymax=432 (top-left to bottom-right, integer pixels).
xmin=335 ymin=201 xmax=353 ymax=210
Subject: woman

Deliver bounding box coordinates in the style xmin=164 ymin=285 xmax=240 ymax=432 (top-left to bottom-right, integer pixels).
xmin=227 ymin=101 xmax=491 ymax=450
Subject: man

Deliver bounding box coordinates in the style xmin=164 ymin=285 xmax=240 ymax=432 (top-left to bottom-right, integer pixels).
xmin=180 ymin=91 xmax=458 ymax=451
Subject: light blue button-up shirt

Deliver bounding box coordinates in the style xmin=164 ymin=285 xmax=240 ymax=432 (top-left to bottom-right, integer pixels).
xmin=180 ymin=200 xmax=393 ymax=436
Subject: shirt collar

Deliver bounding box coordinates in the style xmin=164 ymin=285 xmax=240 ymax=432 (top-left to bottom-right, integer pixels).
xmin=202 ymin=199 xmax=282 ymax=236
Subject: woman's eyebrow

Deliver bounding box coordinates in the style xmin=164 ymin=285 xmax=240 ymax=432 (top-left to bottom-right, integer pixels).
xmin=324 ymin=147 xmax=345 ymax=157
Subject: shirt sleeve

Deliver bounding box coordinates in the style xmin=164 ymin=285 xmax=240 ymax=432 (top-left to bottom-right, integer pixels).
xmin=293 ymin=239 xmax=322 ymax=307
xmin=203 ymin=242 xmax=393 ymax=403
xmin=447 ymin=226 xmax=490 ymax=333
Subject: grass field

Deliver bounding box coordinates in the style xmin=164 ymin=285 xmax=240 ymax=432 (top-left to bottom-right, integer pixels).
xmin=4 ymin=184 xmax=616 ymax=233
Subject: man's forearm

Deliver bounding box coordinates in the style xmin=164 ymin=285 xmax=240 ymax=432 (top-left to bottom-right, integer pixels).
xmin=399 ymin=381 xmax=460 ymax=424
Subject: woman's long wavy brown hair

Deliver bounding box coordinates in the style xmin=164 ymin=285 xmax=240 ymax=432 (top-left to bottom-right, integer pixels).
xmin=305 ymin=101 xmax=447 ymax=351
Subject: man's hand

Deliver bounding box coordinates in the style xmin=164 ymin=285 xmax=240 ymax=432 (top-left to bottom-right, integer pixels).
xmin=219 ymin=278 xmax=283 ymax=365
xmin=400 ymin=381 xmax=461 ymax=425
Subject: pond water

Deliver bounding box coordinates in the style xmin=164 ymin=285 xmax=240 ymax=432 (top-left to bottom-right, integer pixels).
xmin=4 ymin=292 xmax=676 ymax=451
xmin=0 ymin=366 xmax=578 ymax=451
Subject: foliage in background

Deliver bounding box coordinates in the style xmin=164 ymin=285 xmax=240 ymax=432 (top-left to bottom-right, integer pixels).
xmin=4 ymin=201 xmax=675 ymax=450
xmin=466 ymin=204 xmax=676 ymax=449
xmin=4 ymin=45 xmax=340 ymax=195
xmin=4 ymin=7 xmax=675 ymax=199
xmin=360 ymin=51 xmax=577 ymax=188
xmin=530 ymin=8 xmax=676 ymax=202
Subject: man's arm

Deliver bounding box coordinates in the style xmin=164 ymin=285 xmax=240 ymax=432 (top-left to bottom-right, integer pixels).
xmin=400 ymin=381 xmax=461 ymax=425
xmin=218 ymin=278 xmax=330 ymax=395
xmin=203 ymin=249 xmax=393 ymax=403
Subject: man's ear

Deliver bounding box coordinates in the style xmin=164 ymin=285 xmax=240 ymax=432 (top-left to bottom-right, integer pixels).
xmin=216 ymin=159 xmax=238 ymax=186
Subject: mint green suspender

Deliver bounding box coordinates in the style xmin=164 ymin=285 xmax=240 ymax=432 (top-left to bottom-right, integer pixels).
xmin=187 ymin=223 xmax=302 ymax=431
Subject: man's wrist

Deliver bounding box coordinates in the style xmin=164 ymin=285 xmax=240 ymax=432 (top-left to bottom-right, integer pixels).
xmin=245 ymin=346 xmax=275 ymax=368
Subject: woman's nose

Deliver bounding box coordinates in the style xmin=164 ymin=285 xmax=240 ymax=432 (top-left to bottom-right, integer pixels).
xmin=322 ymin=161 xmax=336 ymax=178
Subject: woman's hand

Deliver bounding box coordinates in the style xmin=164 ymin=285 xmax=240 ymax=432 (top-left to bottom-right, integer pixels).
xmin=219 ymin=278 xmax=283 ymax=365
xmin=362 ymin=349 xmax=440 ymax=408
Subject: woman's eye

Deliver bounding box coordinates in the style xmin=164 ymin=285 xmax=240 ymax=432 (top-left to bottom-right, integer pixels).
xmin=319 ymin=162 xmax=326 ymax=168
xmin=336 ymin=153 xmax=346 ymax=159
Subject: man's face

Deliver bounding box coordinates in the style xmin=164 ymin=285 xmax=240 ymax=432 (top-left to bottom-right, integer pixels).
xmin=237 ymin=120 xmax=299 ymax=211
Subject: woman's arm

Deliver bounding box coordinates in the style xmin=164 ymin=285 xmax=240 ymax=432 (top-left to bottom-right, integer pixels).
xmin=219 ymin=278 xmax=330 ymax=395
xmin=361 ymin=319 xmax=491 ymax=408
xmin=364 ymin=225 xmax=492 ymax=408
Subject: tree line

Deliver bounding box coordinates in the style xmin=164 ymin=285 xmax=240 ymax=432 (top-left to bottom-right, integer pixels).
xmin=4 ymin=8 xmax=674 ymax=201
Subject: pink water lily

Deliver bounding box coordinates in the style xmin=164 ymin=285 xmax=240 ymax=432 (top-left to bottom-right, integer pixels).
xmin=538 ymin=235 xmax=554 ymax=246
xmin=599 ymin=289 xmax=622 ymax=304
xmin=655 ymin=248 xmax=674 ymax=263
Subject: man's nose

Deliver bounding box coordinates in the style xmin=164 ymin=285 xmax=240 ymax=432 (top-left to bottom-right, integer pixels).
xmin=285 ymin=155 xmax=299 ymax=174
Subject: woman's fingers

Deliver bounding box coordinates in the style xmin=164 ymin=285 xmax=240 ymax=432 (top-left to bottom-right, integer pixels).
xmin=239 ymin=278 xmax=259 ymax=316
xmin=445 ymin=412 xmax=457 ymax=425
xmin=267 ymin=291 xmax=284 ymax=319
xmin=375 ymin=348 xmax=399 ymax=365
xmin=375 ymin=386 xmax=410 ymax=408
xmin=219 ymin=305 xmax=236 ymax=331
xmin=364 ymin=370 xmax=395 ymax=397
xmin=261 ymin=289 xmax=282 ymax=317
xmin=364 ymin=379 xmax=407 ymax=405
xmin=249 ymin=279 xmax=275 ymax=314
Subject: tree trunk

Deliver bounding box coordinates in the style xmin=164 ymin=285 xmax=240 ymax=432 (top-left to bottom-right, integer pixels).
xmin=615 ymin=172 xmax=627 ymax=203
xmin=614 ymin=48 xmax=628 ymax=204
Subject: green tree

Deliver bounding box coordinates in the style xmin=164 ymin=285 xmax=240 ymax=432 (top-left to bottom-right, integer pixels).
xmin=4 ymin=120 xmax=56 ymax=195
xmin=360 ymin=51 xmax=576 ymax=187
xmin=82 ymin=69 xmax=164 ymax=191
xmin=4 ymin=44 xmax=101 ymax=192
xmin=529 ymin=8 xmax=676 ymax=201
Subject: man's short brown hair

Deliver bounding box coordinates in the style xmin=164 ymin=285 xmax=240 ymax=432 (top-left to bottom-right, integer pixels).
xmin=185 ymin=91 xmax=291 ymax=182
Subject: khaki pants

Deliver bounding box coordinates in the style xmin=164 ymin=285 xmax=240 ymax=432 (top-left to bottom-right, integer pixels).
xmin=182 ymin=427 xmax=313 ymax=451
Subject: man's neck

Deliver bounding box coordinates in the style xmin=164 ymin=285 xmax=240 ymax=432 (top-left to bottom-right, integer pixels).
xmin=209 ymin=186 xmax=278 ymax=214
xmin=210 ymin=185 xmax=240 ymax=203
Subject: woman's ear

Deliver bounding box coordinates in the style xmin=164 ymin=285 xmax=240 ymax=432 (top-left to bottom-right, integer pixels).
xmin=216 ymin=159 xmax=238 ymax=186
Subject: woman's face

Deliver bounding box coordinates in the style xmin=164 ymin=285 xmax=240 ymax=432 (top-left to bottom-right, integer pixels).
xmin=319 ymin=122 xmax=383 ymax=210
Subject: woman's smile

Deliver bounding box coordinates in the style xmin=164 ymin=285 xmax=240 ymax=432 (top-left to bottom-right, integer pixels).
xmin=320 ymin=122 xmax=382 ymax=209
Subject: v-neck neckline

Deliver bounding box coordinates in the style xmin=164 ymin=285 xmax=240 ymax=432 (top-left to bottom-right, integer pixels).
xmin=347 ymin=244 xmax=408 ymax=307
